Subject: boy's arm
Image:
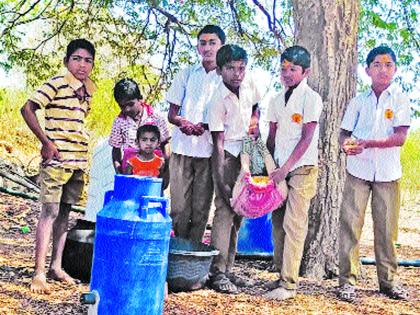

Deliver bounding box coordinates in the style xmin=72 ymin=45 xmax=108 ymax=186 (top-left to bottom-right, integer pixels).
xmin=168 ymin=103 xmax=199 ymax=136
xmin=270 ymin=122 xmax=317 ymax=183
xmin=112 ymin=147 xmax=123 ymax=174
xmin=21 ymin=100 xmax=61 ymax=165
xmin=211 ymin=131 xmax=231 ymax=204
xmin=124 ymin=163 xmax=133 ymax=175
xmin=160 ymin=141 xmax=171 ymax=160
xmin=360 ymin=126 xmax=409 ymax=149
xmin=266 ymin=122 xmax=278 ymax=157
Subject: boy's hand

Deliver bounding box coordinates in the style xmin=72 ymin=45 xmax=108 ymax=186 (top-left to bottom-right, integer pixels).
xmin=270 ymin=166 xmax=288 ymax=184
xmin=41 ymin=141 xmax=61 ymax=166
xmin=179 ymin=119 xmax=196 ymax=135
xmin=192 ymin=122 xmax=205 ymax=136
xmin=113 ymin=161 xmax=123 ymax=174
xmin=342 ymin=138 xmax=365 ymax=155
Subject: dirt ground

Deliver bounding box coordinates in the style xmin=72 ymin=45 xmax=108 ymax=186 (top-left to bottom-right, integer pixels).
xmin=0 ymin=191 xmax=419 ymax=315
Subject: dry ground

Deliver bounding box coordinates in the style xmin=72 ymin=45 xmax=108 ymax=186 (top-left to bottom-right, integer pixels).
xmin=0 ymin=192 xmax=419 ymax=315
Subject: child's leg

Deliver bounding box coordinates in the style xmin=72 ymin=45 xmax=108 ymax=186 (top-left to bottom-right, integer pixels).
xmin=371 ymin=180 xmax=400 ymax=291
xmin=210 ymin=152 xmax=241 ymax=273
xmin=226 ymin=214 xmax=243 ymax=273
xmin=47 ymin=169 xmax=85 ymax=283
xmin=169 ymin=154 xmax=194 ymax=238
xmin=272 ymin=203 xmax=287 ymax=271
xmin=338 ymin=173 xmax=371 ymax=287
xmin=31 ymin=202 xmax=60 ymax=293
xmin=278 ymin=166 xmax=318 ymax=290
xmin=48 ymin=203 xmax=74 ymax=283
xmin=189 ymin=157 xmax=213 ymax=242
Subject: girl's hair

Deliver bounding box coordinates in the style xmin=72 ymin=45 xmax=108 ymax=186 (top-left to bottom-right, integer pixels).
xmin=137 ymin=124 xmax=161 ymax=141
xmin=216 ymin=44 xmax=248 ymax=68
xmin=65 ymin=39 xmax=95 ymax=62
xmin=113 ymin=78 xmax=143 ymax=105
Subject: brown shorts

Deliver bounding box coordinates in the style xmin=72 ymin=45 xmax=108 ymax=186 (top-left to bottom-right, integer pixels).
xmin=40 ymin=167 xmax=86 ymax=204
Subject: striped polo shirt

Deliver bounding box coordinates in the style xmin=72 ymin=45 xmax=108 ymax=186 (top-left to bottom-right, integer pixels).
xmin=29 ymin=71 xmax=97 ymax=170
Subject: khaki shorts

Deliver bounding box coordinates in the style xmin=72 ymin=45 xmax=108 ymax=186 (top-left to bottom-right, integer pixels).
xmin=40 ymin=167 xmax=86 ymax=204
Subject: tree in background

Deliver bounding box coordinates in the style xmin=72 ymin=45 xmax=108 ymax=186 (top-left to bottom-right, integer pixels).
xmin=0 ymin=0 xmax=418 ymax=279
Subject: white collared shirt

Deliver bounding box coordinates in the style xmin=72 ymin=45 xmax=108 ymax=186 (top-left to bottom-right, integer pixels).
xmin=341 ymin=84 xmax=411 ymax=182
xmin=165 ymin=63 xmax=222 ymax=157
xmin=207 ymin=78 xmax=261 ymax=157
xmin=267 ymin=79 xmax=323 ymax=171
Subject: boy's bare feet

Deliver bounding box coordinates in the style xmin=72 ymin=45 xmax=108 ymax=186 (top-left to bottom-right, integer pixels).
xmin=47 ymin=269 xmax=76 ymax=284
xmin=31 ymin=273 xmax=51 ymax=294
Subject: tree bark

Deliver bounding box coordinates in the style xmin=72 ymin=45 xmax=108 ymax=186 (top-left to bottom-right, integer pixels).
xmin=291 ymin=0 xmax=359 ymax=278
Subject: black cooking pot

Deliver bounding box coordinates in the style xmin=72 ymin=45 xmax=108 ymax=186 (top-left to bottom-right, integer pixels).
xmin=62 ymin=219 xmax=95 ymax=283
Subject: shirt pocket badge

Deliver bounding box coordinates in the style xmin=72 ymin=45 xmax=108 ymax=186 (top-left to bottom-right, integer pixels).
xmin=384 ymin=108 xmax=394 ymax=120
xmin=291 ymin=113 xmax=303 ymax=124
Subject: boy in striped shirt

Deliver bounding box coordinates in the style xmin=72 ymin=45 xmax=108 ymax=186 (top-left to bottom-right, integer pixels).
xmin=21 ymin=39 xmax=96 ymax=294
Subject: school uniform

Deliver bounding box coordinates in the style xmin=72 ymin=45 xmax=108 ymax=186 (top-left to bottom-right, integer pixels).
xmin=339 ymin=84 xmax=411 ymax=290
xmin=165 ymin=63 xmax=221 ymax=242
xmin=207 ymin=78 xmax=261 ymax=274
xmin=267 ymin=78 xmax=323 ymax=289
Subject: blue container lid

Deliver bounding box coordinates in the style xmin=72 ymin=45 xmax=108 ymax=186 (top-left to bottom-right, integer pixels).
xmin=112 ymin=175 xmax=162 ymax=201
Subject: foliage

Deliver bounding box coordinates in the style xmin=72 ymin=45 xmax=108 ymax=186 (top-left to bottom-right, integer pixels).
xmin=401 ymin=129 xmax=420 ymax=202
xmin=359 ymin=0 xmax=419 ymax=98
xmin=0 ymin=0 xmax=418 ymax=106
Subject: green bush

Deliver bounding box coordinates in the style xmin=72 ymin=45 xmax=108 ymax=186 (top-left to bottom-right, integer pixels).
xmin=401 ymin=129 xmax=420 ymax=203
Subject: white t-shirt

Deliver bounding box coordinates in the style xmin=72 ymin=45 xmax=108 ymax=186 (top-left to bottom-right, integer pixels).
xmin=207 ymin=78 xmax=262 ymax=157
xmin=165 ymin=63 xmax=221 ymax=158
xmin=267 ymin=79 xmax=323 ymax=171
xmin=340 ymin=85 xmax=411 ymax=182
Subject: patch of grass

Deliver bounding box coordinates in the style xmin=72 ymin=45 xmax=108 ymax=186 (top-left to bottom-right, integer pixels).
xmin=401 ymin=129 xmax=420 ymax=204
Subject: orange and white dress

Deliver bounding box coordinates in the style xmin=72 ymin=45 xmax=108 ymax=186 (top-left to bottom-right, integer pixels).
xmin=127 ymin=154 xmax=164 ymax=177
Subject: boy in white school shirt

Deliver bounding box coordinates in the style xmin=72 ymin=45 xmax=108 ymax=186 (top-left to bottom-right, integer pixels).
xmin=264 ymin=45 xmax=323 ymax=301
xmin=207 ymin=44 xmax=261 ymax=294
xmin=166 ymin=25 xmax=225 ymax=242
xmin=337 ymin=46 xmax=411 ymax=302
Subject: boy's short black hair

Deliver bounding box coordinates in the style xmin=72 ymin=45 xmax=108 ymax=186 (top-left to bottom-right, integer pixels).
xmin=216 ymin=44 xmax=248 ymax=68
xmin=137 ymin=124 xmax=161 ymax=141
xmin=366 ymin=46 xmax=397 ymax=66
xmin=65 ymin=39 xmax=95 ymax=62
xmin=198 ymin=25 xmax=226 ymax=44
xmin=281 ymin=45 xmax=311 ymax=70
xmin=113 ymin=78 xmax=143 ymax=105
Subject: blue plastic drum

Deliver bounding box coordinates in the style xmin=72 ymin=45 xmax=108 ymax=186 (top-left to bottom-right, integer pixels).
xmin=237 ymin=213 xmax=273 ymax=256
xmin=90 ymin=175 xmax=171 ymax=315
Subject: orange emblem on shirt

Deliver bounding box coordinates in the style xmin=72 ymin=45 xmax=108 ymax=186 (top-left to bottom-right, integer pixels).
xmin=291 ymin=113 xmax=303 ymax=124
xmin=385 ymin=108 xmax=394 ymax=119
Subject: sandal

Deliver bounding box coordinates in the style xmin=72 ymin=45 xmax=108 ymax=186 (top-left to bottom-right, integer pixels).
xmin=380 ymin=285 xmax=409 ymax=300
xmin=209 ymin=273 xmax=238 ymax=294
xmin=337 ymin=284 xmax=356 ymax=303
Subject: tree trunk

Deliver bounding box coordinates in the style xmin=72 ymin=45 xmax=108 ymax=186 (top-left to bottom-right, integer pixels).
xmin=291 ymin=0 xmax=360 ymax=278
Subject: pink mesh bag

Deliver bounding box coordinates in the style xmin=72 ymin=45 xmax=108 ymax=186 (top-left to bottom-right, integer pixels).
xmin=231 ymin=136 xmax=287 ymax=218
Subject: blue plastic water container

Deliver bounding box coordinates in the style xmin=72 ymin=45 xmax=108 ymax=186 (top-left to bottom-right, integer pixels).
xmin=237 ymin=213 xmax=273 ymax=256
xmin=90 ymin=175 xmax=171 ymax=315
